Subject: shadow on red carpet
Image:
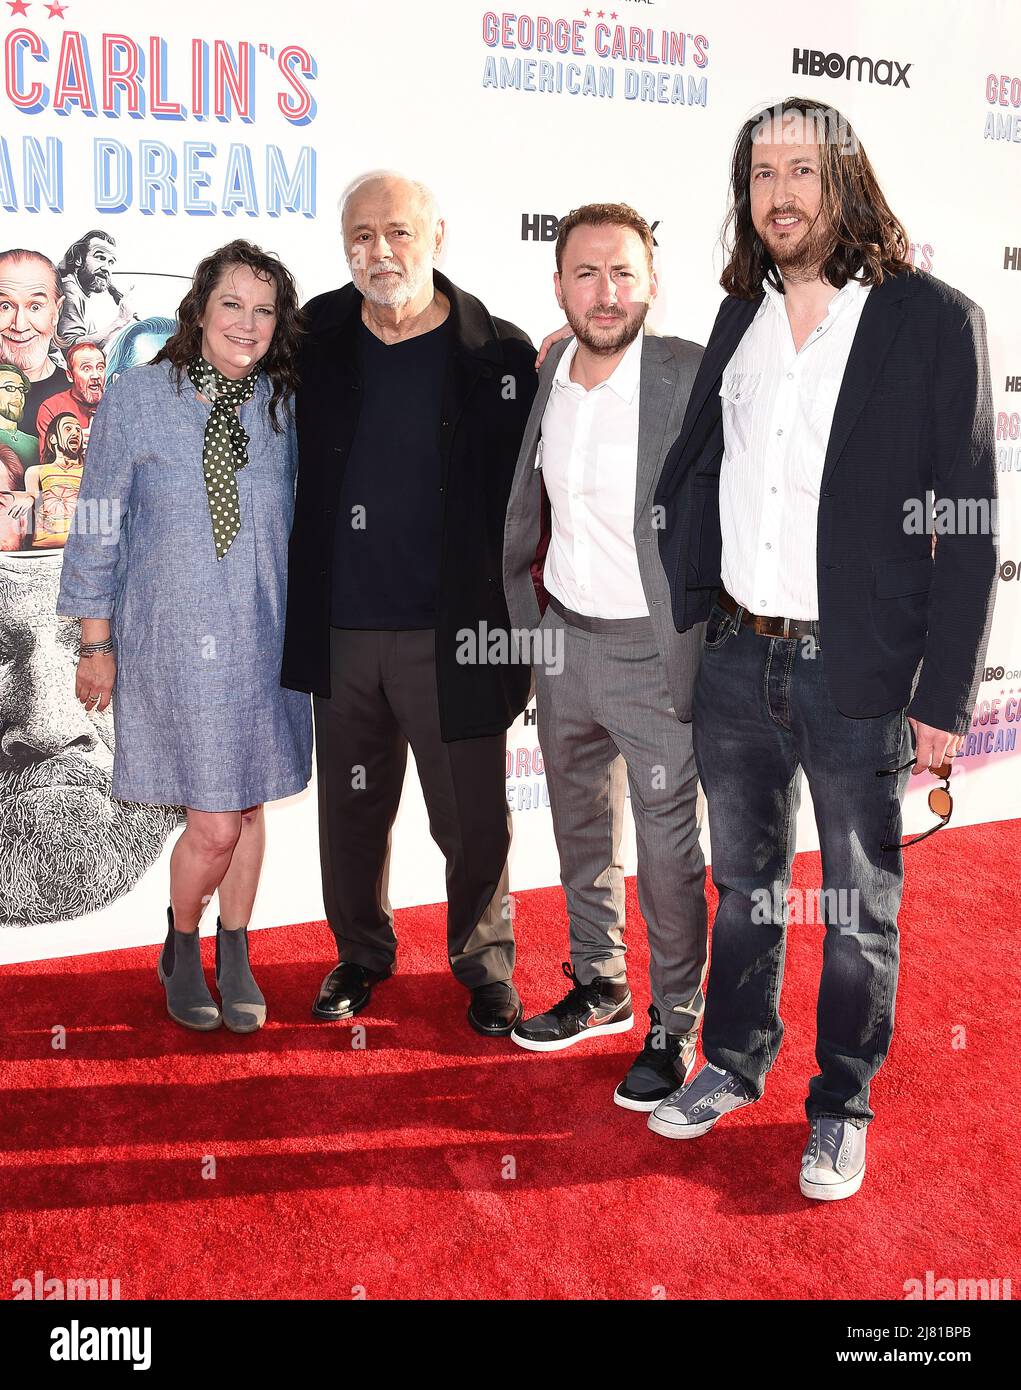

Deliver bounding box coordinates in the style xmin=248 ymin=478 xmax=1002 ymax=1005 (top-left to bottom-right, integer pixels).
xmin=1 ymin=822 xmax=1017 ymax=1300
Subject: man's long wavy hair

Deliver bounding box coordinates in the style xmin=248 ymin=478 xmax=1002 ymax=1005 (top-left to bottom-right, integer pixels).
xmin=153 ymin=239 xmax=303 ymax=430
xmin=720 ymin=97 xmax=911 ymax=299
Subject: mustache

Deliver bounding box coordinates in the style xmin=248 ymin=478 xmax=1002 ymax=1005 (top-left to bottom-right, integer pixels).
xmin=588 ymin=305 xmax=626 ymax=319
xmin=0 ymin=755 xmax=110 ymax=800
xmin=765 ymin=203 xmax=821 ymax=234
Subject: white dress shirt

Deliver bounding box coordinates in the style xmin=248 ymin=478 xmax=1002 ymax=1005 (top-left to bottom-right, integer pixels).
xmin=719 ymin=276 xmax=871 ymax=620
xmin=538 ymin=328 xmax=648 ymax=619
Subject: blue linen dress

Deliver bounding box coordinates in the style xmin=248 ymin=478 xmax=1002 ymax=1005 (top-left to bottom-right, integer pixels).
xmin=56 ymin=360 xmax=312 ymax=812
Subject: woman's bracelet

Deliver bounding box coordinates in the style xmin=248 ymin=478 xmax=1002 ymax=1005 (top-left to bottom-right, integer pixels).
xmin=79 ymin=637 xmax=114 ymax=657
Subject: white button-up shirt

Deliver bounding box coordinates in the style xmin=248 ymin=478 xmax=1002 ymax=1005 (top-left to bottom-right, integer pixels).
xmin=538 ymin=328 xmax=648 ymax=619
xmin=719 ymin=276 xmax=871 ymax=620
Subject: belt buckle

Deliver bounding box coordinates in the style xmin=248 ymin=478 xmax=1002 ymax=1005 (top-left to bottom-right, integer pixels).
xmin=782 ymin=616 xmax=791 ymax=639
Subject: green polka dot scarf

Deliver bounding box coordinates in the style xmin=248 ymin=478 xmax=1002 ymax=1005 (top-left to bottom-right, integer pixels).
xmin=187 ymin=356 xmax=262 ymax=559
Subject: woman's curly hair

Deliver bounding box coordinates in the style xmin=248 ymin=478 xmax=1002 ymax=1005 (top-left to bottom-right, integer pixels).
xmin=153 ymin=239 xmax=303 ymax=430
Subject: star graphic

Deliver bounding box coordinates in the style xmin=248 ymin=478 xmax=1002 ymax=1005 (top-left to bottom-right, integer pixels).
xmin=597 ymin=8 xmax=605 ymax=16
xmin=611 ymin=9 xmax=618 ymax=16
xmin=7 ymin=0 xmax=31 ymax=16
xmin=45 ymin=0 xmax=67 ymax=16
xmin=583 ymin=6 xmax=591 ymax=14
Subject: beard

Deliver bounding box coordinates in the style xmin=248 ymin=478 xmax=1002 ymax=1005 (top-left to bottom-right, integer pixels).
xmin=0 ymin=334 xmax=50 ymax=375
xmin=759 ymin=206 xmax=831 ymax=282
xmin=357 ymin=259 xmax=432 ymax=310
xmin=0 ymin=755 xmax=181 ymax=925
xmin=81 ymin=268 xmax=111 ymax=294
xmin=565 ymin=299 xmax=649 ymax=356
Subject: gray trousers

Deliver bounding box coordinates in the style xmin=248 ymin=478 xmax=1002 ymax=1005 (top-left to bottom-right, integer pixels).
xmin=534 ymin=601 xmax=708 ymax=1034
xmin=313 ymin=627 xmax=515 ymax=989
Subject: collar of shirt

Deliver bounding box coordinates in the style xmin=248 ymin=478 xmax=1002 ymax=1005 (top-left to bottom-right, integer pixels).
xmin=553 ymin=325 xmax=644 ymax=403
xmin=760 ymin=273 xmax=868 ymax=342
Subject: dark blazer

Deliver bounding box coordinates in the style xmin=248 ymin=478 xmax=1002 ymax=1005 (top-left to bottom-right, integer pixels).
xmin=654 ymin=269 xmax=998 ymax=736
xmin=503 ymin=333 xmax=705 ymax=721
xmin=281 ymin=270 xmax=537 ymax=742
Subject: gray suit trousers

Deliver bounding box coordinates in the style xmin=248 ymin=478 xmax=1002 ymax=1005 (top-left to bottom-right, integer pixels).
xmin=535 ymin=601 xmax=708 ymax=1034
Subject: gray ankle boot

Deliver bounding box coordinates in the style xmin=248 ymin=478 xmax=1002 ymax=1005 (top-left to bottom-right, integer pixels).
xmin=215 ymin=918 xmax=267 ymax=1033
xmin=157 ymin=907 xmax=221 ymax=1031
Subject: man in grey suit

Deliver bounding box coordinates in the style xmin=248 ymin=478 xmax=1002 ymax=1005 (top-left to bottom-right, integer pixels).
xmin=502 ymin=204 xmax=708 ymax=1110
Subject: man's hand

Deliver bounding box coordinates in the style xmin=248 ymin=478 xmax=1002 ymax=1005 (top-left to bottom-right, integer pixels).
xmin=535 ymin=323 xmax=572 ymax=369
xmin=907 ymin=717 xmax=964 ymax=774
xmin=76 ymin=652 xmax=116 ymax=714
xmin=4 ymin=495 xmax=33 ymax=522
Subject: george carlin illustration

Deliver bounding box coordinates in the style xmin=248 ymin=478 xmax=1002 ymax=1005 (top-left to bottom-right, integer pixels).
xmin=56 ymin=229 xmax=138 ymax=350
xmin=0 ymin=553 xmax=182 ymax=926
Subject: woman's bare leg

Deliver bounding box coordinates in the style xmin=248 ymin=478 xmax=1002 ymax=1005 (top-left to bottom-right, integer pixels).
xmin=169 ymin=809 xmax=242 ymax=932
xmin=217 ymin=804 xmax=266 ymax=929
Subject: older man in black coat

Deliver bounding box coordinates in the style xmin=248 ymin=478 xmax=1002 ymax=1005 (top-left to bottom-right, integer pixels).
xmin=282 ymin=171 xmax=536 ymax=1036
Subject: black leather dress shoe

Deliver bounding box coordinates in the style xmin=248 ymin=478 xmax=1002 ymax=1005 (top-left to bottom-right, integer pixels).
xmin=467 ymin=981 xmax=524 ymax=1037
xmin=311 ymin=962 xmax=390 ymax=1021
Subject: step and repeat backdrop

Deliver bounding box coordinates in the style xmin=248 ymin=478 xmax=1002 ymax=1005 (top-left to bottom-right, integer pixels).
xmin=1 ymin=0 xmax=1018 ymax=962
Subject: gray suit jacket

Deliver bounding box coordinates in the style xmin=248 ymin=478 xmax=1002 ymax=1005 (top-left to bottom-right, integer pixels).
xmin=503 ymin=332 xmax=705 ymax=721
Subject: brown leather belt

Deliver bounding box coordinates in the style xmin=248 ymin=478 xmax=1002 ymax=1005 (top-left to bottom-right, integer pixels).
xmin=717 ymin=587 xmax=819 ymax=640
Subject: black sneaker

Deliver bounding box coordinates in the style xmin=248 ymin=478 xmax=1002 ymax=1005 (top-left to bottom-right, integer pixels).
xmin=510 ymin=961 xmax=633 ymax=1052
xmin=613 ymin=1005 xmax=698 ymax=1111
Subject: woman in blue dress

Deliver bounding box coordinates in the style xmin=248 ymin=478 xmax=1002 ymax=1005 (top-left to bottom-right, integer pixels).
xmin=57 ymin=239 xmax=312 ymax=1034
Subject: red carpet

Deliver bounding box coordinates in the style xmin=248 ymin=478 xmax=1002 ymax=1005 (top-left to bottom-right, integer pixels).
xmin=1 ymin=821 xmax=1018 ymax=1301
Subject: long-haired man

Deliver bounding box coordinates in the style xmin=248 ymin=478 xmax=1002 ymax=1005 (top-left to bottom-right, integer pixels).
xmin=651 ymin=98 xmax=997 ymax=1199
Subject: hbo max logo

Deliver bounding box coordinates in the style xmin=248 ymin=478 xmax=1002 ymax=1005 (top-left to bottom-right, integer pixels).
xmin=983 ymin=663 xmax=1021 ymax=683
xmin=792 ymin=48 xmax=912 ymax=88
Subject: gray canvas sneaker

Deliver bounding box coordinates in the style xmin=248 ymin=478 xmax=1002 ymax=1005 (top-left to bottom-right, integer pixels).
xmin=799 ymin=1117 xmax=867 ymax=1201
xmin=647 ymin=1061 xmax=756 ymax=1139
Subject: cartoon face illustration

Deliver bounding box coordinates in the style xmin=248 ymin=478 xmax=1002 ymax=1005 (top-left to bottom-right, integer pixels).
xmin=0 ymin=555 xmax=182 ymax=925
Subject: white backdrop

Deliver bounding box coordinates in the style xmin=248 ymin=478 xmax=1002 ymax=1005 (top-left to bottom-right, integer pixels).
xmin=1 ymin=0 xmax=1019 ymax=963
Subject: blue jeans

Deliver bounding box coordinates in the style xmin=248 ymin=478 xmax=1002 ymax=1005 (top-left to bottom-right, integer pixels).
xmin=693 ymin=601 xmax=912 ymax=1125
